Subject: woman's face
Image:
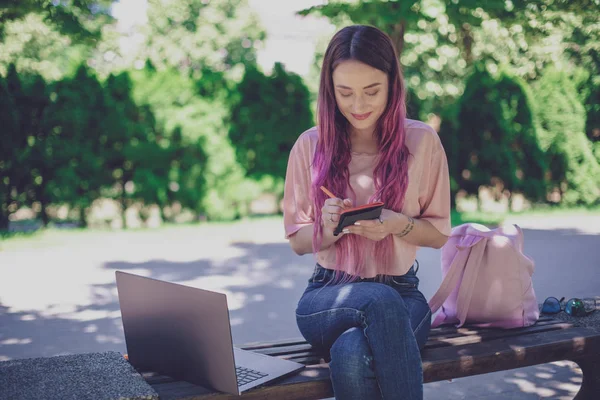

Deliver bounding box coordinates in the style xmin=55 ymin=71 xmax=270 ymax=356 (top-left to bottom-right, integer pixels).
xmin=332 ymin=60 xmax=389 ymax=134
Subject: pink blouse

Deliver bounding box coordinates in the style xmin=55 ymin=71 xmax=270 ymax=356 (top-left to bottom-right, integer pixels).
xmin=283 ymin=119 xmax=451 ymax=277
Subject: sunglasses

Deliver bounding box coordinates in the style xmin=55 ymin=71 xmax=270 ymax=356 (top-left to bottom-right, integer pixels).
xmin=541 ymin=296 xmax=595 ymax=317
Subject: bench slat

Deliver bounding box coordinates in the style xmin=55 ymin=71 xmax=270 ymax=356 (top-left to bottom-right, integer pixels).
xmin=239 ymin=317 xmax=559 ymax=352
xmin=142 ymin=318 xmax=600 ymax=400
xmin=422 ymin=326 xmax=600 ymax=382
xmin=152 ymin=366 xmax=334 ymax=400
xmin=425 ymin=322 xmax=572 ymax=349
xmin=249 ymin=320 xmax=571 ymax=358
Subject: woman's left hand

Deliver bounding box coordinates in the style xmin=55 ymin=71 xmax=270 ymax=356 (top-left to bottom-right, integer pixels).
xmin=343 ymin=208 xmax=403 ymax=241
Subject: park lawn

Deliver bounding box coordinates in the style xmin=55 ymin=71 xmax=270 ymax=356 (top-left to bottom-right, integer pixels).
xmin=2 ymin=207 xmax=599 ymax=252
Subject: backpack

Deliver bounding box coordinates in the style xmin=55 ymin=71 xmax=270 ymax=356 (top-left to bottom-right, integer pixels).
xmin=428 ymin=223 xmax=540 ymax=329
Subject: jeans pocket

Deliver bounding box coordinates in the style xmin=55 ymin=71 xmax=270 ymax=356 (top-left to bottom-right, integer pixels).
xmin=391 ymin=275 xmax=418 ymax=290
xmin=391 ymin=278 xmax=417 ymax=288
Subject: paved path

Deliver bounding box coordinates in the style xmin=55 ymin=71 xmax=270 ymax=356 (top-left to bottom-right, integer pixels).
xmin=1 ymin=216 xmax=599 ymax=399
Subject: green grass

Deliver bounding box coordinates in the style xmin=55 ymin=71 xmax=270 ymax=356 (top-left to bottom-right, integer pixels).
xmin=2 ymin=207 xmax=599 ymax=251
xmin=451 ymin=205 xmax=600 ymax=227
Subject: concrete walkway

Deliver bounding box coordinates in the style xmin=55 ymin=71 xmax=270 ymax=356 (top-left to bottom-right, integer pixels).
xmin=1 ymin=215 xmax=599 ymax=399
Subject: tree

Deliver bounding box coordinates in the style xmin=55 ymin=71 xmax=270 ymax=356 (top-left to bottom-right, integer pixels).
xmin=0 ymin=0 xmax=113 ymax=43
xmin=129 ymin=65 xmax=257 ymax=221
xmin=139 ymin=0 xmax=266 ymax=81
xmin=228 ymin=63 xmax=313 ymax=180
xmin=102 ymin=71 xmax=167 ymax=227
xmin=43 ymin=65 xmax=111 ymax=226
xmin=0 ymin=65 xmax=25 ymax=230
xmin=439 ymin=65 xmax=547 ymax=208
xmin=18 ymin=72 xmax=53 ymax=226
xmin=533 ymin=67 xmax=600 ymax=205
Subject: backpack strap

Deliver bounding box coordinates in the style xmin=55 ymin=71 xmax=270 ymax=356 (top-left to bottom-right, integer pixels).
xmin=455 ymin=238 xmax=487 ymax=327
xmin=428 ymin=234 xmax=485 ymax=326
xmin=428 ymin=247 xmax=470 ymax=314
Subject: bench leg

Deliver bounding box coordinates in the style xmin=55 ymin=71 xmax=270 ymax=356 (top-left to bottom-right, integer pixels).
xmin=572 ymin=356 xmax=600 ymax=400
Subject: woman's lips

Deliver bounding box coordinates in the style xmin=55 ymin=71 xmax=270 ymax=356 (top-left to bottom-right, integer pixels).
xmin=351 ymin=112 xmax=372 ymax=120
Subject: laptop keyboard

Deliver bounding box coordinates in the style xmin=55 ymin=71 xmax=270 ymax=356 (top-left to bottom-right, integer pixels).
xmin=236 ymin=366 xmax=268 ymax=387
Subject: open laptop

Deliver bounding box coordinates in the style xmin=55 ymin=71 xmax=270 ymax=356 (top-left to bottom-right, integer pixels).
xmin=115 ymin=271 xmax=305 ymax=395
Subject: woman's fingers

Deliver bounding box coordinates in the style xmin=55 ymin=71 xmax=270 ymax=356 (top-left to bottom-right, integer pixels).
xmin=321 ymin=198 xmax=352 ymax=228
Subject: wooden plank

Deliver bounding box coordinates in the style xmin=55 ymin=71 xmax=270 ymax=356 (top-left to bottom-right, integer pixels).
xmin=149 ymin=328 xmax=600 ymax=399
xmin=425 ymin=318 xmax=567 ymax=342
xmin=425 ymin=323 xmax=572 ymax=349
xmin=144 ymin=318 xmax=600 ymax=400
xmin=236 ymin=317 xmax=559 ymax=351
xmin=150 ymin=365 xmax=333 ymax=400
xmin=247 ymin=319 xmax=571 ymax=360
xmin=422 ymin=327 xmax=600 ymax=382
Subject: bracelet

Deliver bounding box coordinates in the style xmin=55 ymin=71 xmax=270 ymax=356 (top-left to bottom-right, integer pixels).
xmin=396 ymin=216 xmax=414 ymax=237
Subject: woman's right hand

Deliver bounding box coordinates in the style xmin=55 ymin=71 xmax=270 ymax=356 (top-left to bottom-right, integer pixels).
xmin=321 ymin=197 xmax=353 ymax=232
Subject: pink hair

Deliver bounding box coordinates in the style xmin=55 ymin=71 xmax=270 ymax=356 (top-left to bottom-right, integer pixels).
xmin=310 ymin=25 xmax=410 ymax=280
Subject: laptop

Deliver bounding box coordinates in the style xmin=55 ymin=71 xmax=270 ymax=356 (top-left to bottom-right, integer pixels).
xmin=115 ymin=271 xmax=305 ymax=395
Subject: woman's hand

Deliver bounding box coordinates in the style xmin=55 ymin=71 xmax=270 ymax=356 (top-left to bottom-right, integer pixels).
xmin=343 ymin=208 xmax=405 ymax=241
xmin=321 ymin=197 xmax=353 ymax=233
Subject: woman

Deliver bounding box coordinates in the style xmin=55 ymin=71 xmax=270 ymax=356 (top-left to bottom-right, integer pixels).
xmin=283 ymin=25 xmax=451 ymax=399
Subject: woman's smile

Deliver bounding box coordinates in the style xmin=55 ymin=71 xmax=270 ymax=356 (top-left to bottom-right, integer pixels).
xmin=351 ymin=112 xmax=372 ymax=121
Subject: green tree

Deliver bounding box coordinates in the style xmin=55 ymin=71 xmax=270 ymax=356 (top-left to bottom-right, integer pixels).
xmin=139 ymin=0 xmax=266 ymax=81
xmin=0 ymin=0 xmax=113 ymax=42
xmin=43 ymin=65 xmax=111 ymax=226
xmin=129 ymin=65 xmax=257 ymax=220
xmin=439 ymin=65 xmax=547 ymax=208
xmin=18 ymin=72 xmax=54 ymax=226
xmin=533 ymin=67 xmax=600 ymax=205
xmin=0 ymin=65 xmax=25 ymax=230
xmin=102 ymin=72 xmax=164 ymax=227
xmin=228 ymin=63 xmax=313 ymax=180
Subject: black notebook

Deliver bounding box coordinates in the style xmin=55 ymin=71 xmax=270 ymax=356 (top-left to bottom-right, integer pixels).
xmin=333 ymin=202 xmax=385 ymax=236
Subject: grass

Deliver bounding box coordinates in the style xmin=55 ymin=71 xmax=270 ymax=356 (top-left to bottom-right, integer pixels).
xmin=452 ymin=205 xmax=600 ymax=227
xmin=2 ymin=206 xmax=599 ymax=251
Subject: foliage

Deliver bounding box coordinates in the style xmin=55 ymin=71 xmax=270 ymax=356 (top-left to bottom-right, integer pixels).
xmin=228 ymin=63 xmax=313 ymax=181
xmin=0 ymin=13 xmax=87 ymax=81
xmin=533 ymin=67 xmax=600 ymax=205
xmin=42 ymin=65 xmax=115 ymax=226
xmin=0 ymin=0 xmax=113 ymax=42
xmin=0 ymin=65 xmax=25 ymax=229
xmin=129 ymin=65 xmax=259 ymax=221
xmin=439 ymin=65 xmax=547 ymax=205
xmin=139 ymin=0 xmax=266 ymax=81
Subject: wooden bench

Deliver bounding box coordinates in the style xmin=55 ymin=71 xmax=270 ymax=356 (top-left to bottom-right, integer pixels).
xmin=139 ymin=316 xmax=600 ymax=399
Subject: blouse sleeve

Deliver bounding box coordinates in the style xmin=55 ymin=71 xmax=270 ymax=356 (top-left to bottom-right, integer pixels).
xmin=418 ymin=136 xmax=452 ymax=236
xmin=283 ymin=138 xmax=315 ymax=239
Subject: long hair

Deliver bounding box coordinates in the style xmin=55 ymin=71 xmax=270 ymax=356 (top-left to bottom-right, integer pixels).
xmin=311 ymin=25 xmax=410 ymax=280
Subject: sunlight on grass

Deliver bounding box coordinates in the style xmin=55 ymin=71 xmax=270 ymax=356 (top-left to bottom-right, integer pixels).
xmin=2 ymin=207 xmax=600 ymax=251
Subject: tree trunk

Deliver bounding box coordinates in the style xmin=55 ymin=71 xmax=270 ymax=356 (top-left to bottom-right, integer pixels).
xmin=121 ymin=186 xmax=127 ymax=230
xmin=389 ymin=22 xmax=406 ymax=57
xmin=40 ymin=201 xmax=49 ymax=227
xmin=160 ymin=205 xmax=168 ymax=224
xmin=79 ymin=207 xmax=87 ymax=228
xmin=460 ymin=23 xmax=474 ymax=66
xmin=0 ymin=205 xmax=9 ymax=231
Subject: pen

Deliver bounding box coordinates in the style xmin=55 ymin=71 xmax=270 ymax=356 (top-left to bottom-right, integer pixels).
xmin=319 ymin=186 xmax=337 ymax=199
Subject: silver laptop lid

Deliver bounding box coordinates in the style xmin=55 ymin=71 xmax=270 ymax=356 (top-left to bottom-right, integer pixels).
xmin=115 ymin=271 xmax=239 ymax=395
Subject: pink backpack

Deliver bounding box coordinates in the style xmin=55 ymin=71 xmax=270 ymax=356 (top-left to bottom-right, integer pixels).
xmin=428 ymin=223 xmax=540 ymax=329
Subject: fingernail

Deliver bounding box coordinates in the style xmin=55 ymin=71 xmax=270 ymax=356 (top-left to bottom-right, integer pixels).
xmin=343 ymin=228 xmax=350 ymax=234
xmin=354 ymin=222 xmax=361 ymax=226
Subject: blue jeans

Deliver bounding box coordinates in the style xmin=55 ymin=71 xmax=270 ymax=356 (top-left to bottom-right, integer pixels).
xmin=295 ymin=262 xmax=431 ymax=400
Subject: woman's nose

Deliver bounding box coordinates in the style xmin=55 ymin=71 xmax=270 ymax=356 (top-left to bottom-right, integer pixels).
xmin=353 ymin=95 xmax=366 ymax=112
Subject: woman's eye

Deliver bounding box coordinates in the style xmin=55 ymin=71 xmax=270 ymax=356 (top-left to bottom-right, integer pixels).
xmin=366 ymin=91 xmax=379 ymax=97
xmin=339 ymin=92 xmax=352 ymax=98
